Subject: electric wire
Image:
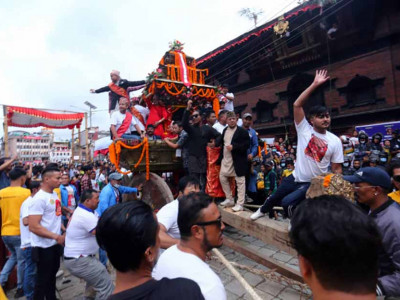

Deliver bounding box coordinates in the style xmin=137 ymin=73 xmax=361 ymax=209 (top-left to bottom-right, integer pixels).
xmin=208 ymin=0 xmax=349 ymax=82
xmin=204 ymin=0 xmax=353 ymax=83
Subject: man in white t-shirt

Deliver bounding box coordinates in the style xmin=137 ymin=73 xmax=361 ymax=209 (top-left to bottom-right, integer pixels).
xmin=110 ymin=97 xmax=145 ymax=140
xmin=219 ymin=84 xmax=235 ymax=112
xmin=212 ymin=110 xmax=228 ymax=134
xmin=90 ymin=171 xmax=100 ymax=192
xmin=157 ymin=176 xmax=200 ymax=250
xmin=153 ymin=192 xmax=226 ymax=300
xmin=251 ymin=70 xmax=343 ymax=220
xmin=64 ymin=189 xmax=114 ymax=299
xmin=19 ymin=180 xmax=40 ymax=300
xmin=29 ymin=166 xmax=64 ymax=299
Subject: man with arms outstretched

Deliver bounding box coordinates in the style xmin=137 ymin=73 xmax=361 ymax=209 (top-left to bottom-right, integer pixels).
xmin=251 ymin=70 xmax=343 ymax=220
xmin=90 ymin=70 xmax=145 ymax=114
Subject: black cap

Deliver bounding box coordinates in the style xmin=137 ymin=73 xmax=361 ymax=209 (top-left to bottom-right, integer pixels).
xmin=264 ymin=160 xmax=274 ymax=167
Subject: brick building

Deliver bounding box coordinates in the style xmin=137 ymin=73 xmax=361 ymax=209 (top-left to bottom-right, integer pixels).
xmin=198 ymin=0 xmax=400 ymax=139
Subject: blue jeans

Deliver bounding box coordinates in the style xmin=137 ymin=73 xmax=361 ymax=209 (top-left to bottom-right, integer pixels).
xmin=0 ymin=235 xmax=25 ymax=289
xmin=260 ymin=174 xmax=310 ymax=218
xmin=99 ymin=248 xmax=108 ymax=266
xmin=121 ymin=134 xmax=140 ymax=140
xmin=22 ymin=247 xmax=36 ymax=300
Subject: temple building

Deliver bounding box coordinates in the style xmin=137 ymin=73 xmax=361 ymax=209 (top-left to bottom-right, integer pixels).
xmin=198 ymin=0 xmax=400 ymax=138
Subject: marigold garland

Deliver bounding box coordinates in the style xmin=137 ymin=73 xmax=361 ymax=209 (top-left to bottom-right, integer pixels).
xmin=109 ymin=138 xmax=150 ymax=180
xmin=323 ymin=173 xmax=334 ymax=188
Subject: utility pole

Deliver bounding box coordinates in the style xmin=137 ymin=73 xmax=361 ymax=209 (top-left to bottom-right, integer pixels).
xmin=84 ymin=101 xmax=97 ymax=129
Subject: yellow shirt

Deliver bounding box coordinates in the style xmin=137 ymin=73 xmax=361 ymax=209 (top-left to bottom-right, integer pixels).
xmin=0 ymin=186 xmax=31 ymax=236
xmin=389 ymin=190 xmax=400 ymax=204
xmin=282 ymin=169 xmax=294 ymax=178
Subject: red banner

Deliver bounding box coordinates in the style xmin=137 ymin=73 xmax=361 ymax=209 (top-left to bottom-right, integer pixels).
xmin=6 ymin=106 xmax=84 ymax=129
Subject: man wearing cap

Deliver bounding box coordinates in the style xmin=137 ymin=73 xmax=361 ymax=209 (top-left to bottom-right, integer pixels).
xmin=242 ymin=113 xmax=259 ymax=200
xmin=97 ymin=172 xmax=142 ymax=266
xmin=344 ymin=167 xmax=400 ymax=297
xmin=251 ymin=70 xmax=343 ymax=220
xmin=218 ymin=111 xmax=250 ymax=211
xmin=96 ymin=173 xmax=141 ymax=217
xmin=90 ymin=70 xmax=145 ymax=114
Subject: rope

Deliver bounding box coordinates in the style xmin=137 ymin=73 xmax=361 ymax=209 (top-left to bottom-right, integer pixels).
xmin=212 ymin=249 xmax=262 ymax=300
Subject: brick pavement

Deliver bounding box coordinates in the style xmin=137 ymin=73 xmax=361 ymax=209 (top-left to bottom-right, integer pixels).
xmin=7 ymin=226 xmax=310 ymax=300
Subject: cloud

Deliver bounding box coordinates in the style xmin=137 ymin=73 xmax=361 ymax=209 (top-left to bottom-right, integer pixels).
xmin=0 ymin=0 xmax=298 ymax=140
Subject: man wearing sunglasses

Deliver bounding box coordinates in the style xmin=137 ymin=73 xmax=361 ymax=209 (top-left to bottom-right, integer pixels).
xmin=153 ymin=192 xmax=226 ymax=300
xmin=252 ymin=70 xmax=343 ymax=220
xmin=182 ymin=101 xmax=221 ymax=191
xmin=344 ymin=167 xmax=400 ymax=297
xmin=388 ymin=161 xmax=400 ymax=204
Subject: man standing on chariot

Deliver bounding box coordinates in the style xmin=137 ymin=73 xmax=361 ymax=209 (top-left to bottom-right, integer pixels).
xmin=90 ymin=70 xmax=145 ymax=114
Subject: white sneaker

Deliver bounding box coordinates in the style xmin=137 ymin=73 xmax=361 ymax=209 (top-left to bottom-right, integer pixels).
xmin=56 ymin=270 xmax=64 ymax=278
xmin=250 ymin=208 xmax=265 ymax=221
xmin=220 ymin=199 xmax=235 ymax=207
xmin=232 ymin=204 xmax=244 ymax=212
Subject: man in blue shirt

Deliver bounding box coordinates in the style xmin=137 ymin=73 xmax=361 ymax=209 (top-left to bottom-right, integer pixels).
xmin=55 ymin=173 xmax=80 ymax=227
xmin=97 ymin=172 xmax=142 ymax=266
xmin=97 ymin=173 xmax=141 ymax=217
xmin=242 ymin=113 xmax=259 ymax=201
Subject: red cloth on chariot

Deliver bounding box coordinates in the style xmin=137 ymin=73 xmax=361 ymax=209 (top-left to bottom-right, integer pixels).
xmin=206 ymin=147 xmax=235 ymax=198
xmin=145 ymin=98 xmax=169 ymax=137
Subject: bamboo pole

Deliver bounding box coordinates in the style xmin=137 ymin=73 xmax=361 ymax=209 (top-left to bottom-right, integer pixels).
xmin=85 ymin=113 xmax=89 ymax=162
xmin=78 ymin=126 xmax=82 ymax=162
xmin=3 ymin=106 xmax=9 ymax=157
xmin=212 ymin=249 xmax=262 ymax=300
xmin=71 ymin=127 xmax=74 ymax=162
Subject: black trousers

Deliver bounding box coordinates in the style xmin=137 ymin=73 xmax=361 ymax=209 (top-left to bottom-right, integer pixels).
xmin=33 ymin=244 xmax=61 ymax=300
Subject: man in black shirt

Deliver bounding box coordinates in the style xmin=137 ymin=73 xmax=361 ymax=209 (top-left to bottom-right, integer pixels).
xmin=96 ymin=201 xmax=204 ymax=300
xmin=90 ymin=70 xmax=145 ymax=114
xmin=182 ymin=100 xmax=221 ymax=191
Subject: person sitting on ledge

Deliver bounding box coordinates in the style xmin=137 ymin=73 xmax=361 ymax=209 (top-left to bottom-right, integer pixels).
xmin=110 ymin=98 xmax=145 ymax=141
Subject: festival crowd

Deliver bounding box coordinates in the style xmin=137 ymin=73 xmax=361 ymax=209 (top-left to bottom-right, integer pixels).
xmin=0 ymin=70 xmax=398 ymax=300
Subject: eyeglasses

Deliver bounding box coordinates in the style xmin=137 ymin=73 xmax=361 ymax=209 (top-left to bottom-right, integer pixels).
xmin=195 ymin=216 xmax=223 ymax=229
xmin=315 ymin=113 xmax=330 ymax=119
xmin=191 ymin=114 xmax=199 ymax=118
xmin=393 ymin=175 xmax=400 ymax=182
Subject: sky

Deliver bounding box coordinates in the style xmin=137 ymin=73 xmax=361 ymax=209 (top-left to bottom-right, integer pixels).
xmin=0 ymin=0 xmax=298 ymax=140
